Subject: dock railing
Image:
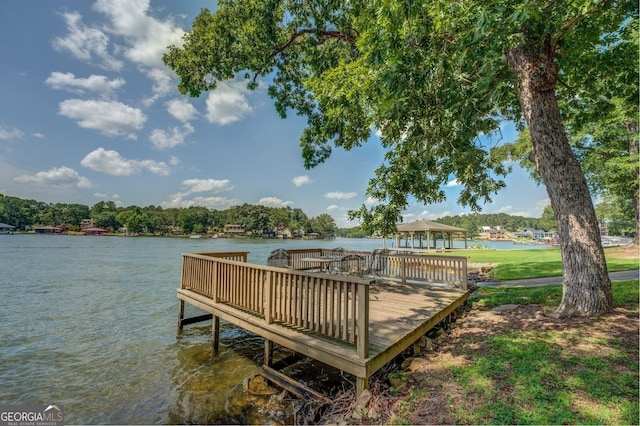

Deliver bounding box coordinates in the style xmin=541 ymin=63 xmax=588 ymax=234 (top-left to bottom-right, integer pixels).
xmin=180 ymin=252 xmax=372 ymax=358
xmin=349 ymin=251 xmax=468 ymax=289
xmin=286 ymin=248 xmax=323 ymax=270
xmin=282 ymin=248 xmax=467 ymax=289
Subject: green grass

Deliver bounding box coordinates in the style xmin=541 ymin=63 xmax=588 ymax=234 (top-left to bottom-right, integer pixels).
xmin=381 ymin=278 xmax=639 ymax=426
xmin=451 ymin=280 xmax=639 ymax=425
xmin=471 ymin=280 xmax=639 ymax=309
xmin=452 ymin=247 xmax=638 ymax=280
xmin=450 ymin=328 xmax=639 ymax=425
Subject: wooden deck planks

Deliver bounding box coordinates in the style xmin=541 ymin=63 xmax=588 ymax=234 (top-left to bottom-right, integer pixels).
xmin=178 ymin=280 xmax=469 ymax=384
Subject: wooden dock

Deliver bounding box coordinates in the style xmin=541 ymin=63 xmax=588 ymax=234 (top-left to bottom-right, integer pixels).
xmin=177 ymin=251 xmax=469 ymax=396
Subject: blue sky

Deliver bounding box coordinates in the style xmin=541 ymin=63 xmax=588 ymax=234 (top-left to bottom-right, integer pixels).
xmin=0 ymin=1 xmax=550 ymax=227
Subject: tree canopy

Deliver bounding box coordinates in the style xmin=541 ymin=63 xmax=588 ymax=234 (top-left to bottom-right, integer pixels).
xmin=164 ymin=0 xmax=638 ymax=317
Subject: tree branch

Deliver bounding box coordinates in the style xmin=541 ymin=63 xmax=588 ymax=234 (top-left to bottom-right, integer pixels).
xmin=253 ymin=28 xmax=356 ymax=81
xmin=551 ymin=3 xmax=603 ymax=56
xmin=273 ymin=29 xmax=356 ymax=59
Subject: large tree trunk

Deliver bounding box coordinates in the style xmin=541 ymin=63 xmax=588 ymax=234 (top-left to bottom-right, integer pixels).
xmin=507 ymin=46 xmax=613 ymax=318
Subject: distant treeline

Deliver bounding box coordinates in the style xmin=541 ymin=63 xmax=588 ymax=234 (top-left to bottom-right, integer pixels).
xmin=0 ymin=194 xmax=338 ymax=236
xmin=0 ymin=193 xmax=554 ymax=238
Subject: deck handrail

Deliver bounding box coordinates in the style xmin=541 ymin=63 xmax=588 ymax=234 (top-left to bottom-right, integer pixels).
xmin=180 ymin=252 xmax=372 ymax=357
xmin=194 ymin=251 xmax=249 ymax=262
xmin=347 ymin=251 xmax=468 ymax=289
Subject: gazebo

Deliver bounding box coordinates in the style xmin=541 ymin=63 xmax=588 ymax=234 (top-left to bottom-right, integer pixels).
xmin=393 ymin=219 xmax=467 ymax=251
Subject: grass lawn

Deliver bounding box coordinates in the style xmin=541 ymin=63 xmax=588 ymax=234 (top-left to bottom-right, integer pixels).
xmin=359 ymin=280 xmax=639 ymax=425
xmin=451 ymin=246 xmax=638 ymax=280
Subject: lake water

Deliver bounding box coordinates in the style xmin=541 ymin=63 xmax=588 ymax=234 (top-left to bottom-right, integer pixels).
xmin=0 ymin=235 xmax=542 ymax=424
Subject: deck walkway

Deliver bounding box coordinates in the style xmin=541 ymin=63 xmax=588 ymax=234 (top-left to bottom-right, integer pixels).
xmin=177 ymin=251 xmax=469 ymax=395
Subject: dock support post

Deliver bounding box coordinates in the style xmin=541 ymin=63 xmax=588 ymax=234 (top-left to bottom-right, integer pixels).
xmin=177 ymin=299 xmax=185 ymax=334
xmin=356 ymin=377 xmax=369 ymax=396
xmin=264 ymin=339 xmax=274 ymax=367
xmin=356 ymin=283 xmax=370 ymax=359
xmin=211 ymin=315 xmax=220 ymax=357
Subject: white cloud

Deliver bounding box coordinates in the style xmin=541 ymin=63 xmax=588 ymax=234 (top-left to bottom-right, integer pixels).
xmin=149 ymin=123 xmax=194 ymax=149
xmin=446 ymin=178 xmax=461 ymax=187
xmin=258 ymin=197 xmax=293 ymax=208
xmin=45 ymin=72 xmax=125 ymax=98
xmin=364 ymin=197 xmax=379 ymax=205
xmin=33 ymin=133 xmax=45 ymax=139
xmin=81 ymin=147 xmax=170 ymax=176
xmin=14 ymin=166 xmax=92 ymax=188
xmin=55 ymin=1 xmax=187 ymax=105
xmin=536 ymin=198 xmax=551 ymax=208
xmin=92 ymin=0 xmax=185 ymax=105
xmin=53 ymin=11 xmax=123 ymax=71
xmin=182 ymin=178 xmax=233 ymax=194
xmin=327 ymin=204 xmax=341 ymax=212
xmin=142 ymin=67 xmax=175 ymax=106
xmin=333 ymin=212 xmax=358 ymax=228
xmin=59 ymin=99 xmax=146 ymax=139
xmin=205 ymin=82 xmax=253 ymax=125
xmin=166 ymin=98 xmax=198 ymax=122
xmin=162 ymin=178 xmax=235 ymax=208
xmin=161 ymin=193 xmax=240 ymax=209
xmin=93 ymin=0 xmax=184 ymax=69
xmin=0 ymin=125 xmax=24 ymax=140
xmin=324 ymin=191 xmax=357 ymax=200
xmin=93 ymin=192 xmax=107 ymax=198
xmin=292 ymin=175 xmax=312 ymax=187
xmin=169 ymin=156 xmax=180 ymax=166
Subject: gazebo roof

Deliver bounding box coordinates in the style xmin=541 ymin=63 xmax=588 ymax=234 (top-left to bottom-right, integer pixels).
xmin=396 ymin=219 xmax=466 ymax=234
xmin=0 ymin=223 xmax=16 ymax=229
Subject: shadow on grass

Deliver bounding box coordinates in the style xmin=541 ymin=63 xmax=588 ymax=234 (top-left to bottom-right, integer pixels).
xmin=447 ymin=280 xmax=640 ymax=424
xmin=450 ymin=325 xmax=639 ymax=425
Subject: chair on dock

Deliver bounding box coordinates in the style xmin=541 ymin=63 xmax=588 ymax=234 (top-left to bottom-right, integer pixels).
xmin=267 ymin=248 xmax=291 ymax=268
xmin=334 ymin=254 xmax=364 ymax=276
xmin=363 ymin=248 xmax=389 ymax=276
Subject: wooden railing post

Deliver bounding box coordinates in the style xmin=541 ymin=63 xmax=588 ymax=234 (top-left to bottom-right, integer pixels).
xmin=265 ymin=270 xmax=274 ymax=324
xmin=213 ymin=260 xmax=219 ymax=303
xmin=356 ymin=282 xmax=369 ymax=358
xmin=460 ymin=259 xmax=468 ymax=289
xmin=401 ymin=257 xmax=407 ymax=284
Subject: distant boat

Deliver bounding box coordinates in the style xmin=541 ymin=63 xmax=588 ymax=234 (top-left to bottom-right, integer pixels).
xmin=189 ymin=234 xmax=202 ymax=239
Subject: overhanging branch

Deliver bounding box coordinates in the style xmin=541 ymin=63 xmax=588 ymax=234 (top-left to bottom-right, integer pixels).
xmin=253 ymin=28 xmax=356 ymax=81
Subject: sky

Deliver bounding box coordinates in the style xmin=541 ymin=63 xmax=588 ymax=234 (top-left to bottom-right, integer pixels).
xmin=0 ymin=1 xmax=550 ymax=227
